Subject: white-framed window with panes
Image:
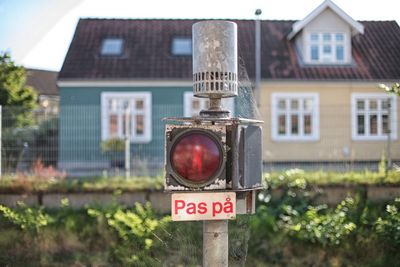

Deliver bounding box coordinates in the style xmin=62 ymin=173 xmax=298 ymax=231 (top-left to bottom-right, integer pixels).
xmin=183 ymin=92 xmax=234 ymax=117
xmin=271 ymin=93 xmax=319 ymax=141
xmin=351 ymin=93 xmax=397 ymax=141
xmin=307 ymin=32 xmax=347 ymax=64
xmin=101 ymin=92 xmax=152 ymax=143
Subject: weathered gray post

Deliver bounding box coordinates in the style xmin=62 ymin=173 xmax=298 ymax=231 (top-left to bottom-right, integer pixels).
xmin=203 ymin=220 xmax=229 ymax=266
xmin=124 ymin=105 xmax=130 ymax=179
xmin=193 ymin=20 xmax=238 ymax=267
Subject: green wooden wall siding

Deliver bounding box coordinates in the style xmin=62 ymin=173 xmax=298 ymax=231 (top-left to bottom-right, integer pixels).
xmin=59 ymin=86 xmax=189 ymax=170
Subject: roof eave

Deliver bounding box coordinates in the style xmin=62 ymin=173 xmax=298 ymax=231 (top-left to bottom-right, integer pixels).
xmin=287 ymin=0 xmax=364 ymax=40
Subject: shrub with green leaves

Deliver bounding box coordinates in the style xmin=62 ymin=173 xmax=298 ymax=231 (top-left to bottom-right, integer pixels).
xmin=0 ymin=202 xmax=53 ymax=234
xmin=88 ymin=202 xmax=171 ymax=266
xmin=280 ymin=198 xmax=357 ymax=246
xmin=375 ymin=198 xmax=400 ymax=250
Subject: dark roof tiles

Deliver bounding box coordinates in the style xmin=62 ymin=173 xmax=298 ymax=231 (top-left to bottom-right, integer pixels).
xmin=26 ymin=69 xmax=58 ymax=96
xmin=59 ymin=19 xmax=400 ymax=81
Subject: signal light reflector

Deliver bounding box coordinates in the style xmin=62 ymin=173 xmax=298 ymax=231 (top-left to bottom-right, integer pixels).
xmin=171 ymin=131 xmax=222 ymax=184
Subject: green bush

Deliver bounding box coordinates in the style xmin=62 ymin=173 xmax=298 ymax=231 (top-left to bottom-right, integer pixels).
xmin=1 ymin=176 xmax=400 ymax=266
xmin=264 ymin=169 xmax=400 ymax=187
xmin=88 ymin=202 xmax=171 ymax=266
xmin=0 ymin=202 xmax=53 ymax=235
xmin=375 ymin=198 xmax=400 ymax=250
xmin=281 ymin=198 xmax=357 ymax=246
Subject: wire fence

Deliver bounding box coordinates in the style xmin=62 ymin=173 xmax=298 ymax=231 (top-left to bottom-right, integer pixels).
xmin=0 ymin=104 xmax=399 ymax=177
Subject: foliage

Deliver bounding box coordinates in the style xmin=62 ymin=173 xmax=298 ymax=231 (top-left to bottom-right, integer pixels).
xmin=1 ymin=170 xmax=399 ymax=194
xmin=88 ymin=203 xmax=171 ymax=266
xmin=100 ymin=137 xmax=125 ymax=153
xmin=380 ymin=83 xmax=400 ymax=96
xmin=0 ymin=174 xmax=163 ymax=194
xmin=101 ymin=137 xmax=126 ymax=168
xmin=0 ymin=202 xmax=53 ymax=234
xmin=375 ymin=198 xmax=400 ymax=250
xmin=1 ymin=117 xmax=58 ymax=173
xmin=264 ymin=169 xmax=400 ymax=188
xmin=250 ymin=174 xmax=400 ymax=266
xmin=0 ymin=52 xmax=37 ymax=127
xmin=24 ymin=158 xmax=66 ymax=181
xmin=0 ymin=196 xmax=399 ymax=266
xmin=34 ymin=117 xmax=58 ymax=167
xmin=281 ymin=198 xmax=357 ymax=246
xmin=1 ymin=126 xmax=36 ymax=172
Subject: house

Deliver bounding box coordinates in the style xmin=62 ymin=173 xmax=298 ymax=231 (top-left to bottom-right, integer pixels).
xmin=58 ymin=0 xmax=400 ymax=174
xmin=260 ymin=0 xmax=400 ymax=169
xmin=26 ymin=68 xmax=59 ymax=117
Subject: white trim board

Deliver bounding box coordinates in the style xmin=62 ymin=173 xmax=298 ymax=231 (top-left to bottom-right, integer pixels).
xmin=288 ymin=0 xmax=364 ymax=40
xmin=58 ymin=80 xmax=192 ymax=87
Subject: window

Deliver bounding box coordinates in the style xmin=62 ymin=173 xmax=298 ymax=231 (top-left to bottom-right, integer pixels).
xmin=172 ymin=37 xmax=192 ymax=56
xmin=183 ymin=92 xmax=234 ymax=117
xmin=308 ymin=33 xmax=346 ymax=64
xmin=272 ymin=93 xmax=319 ymax=141
xmin=351 ymin=93 xmax=397 ymax=140
xmin=101 ymin=38 xmax=124 ymax=56
xmin=101 ymin=92 xmax=152 ymax=143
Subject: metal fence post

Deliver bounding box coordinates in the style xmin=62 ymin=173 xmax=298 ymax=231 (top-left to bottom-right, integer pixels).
xmin=386 ymin=97 xmax=392 ymax=172
xmin=255 ymin=9 xmax=262 ymax=108
xmin=124 ymin=105 xmax=131 ymax=179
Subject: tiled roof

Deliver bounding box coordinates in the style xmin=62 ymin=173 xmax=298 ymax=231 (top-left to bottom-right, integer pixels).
xmin=59 ymin=19 xmax=400 ymax=81
xmin=26 ymin=69 xmax=58 ymax=96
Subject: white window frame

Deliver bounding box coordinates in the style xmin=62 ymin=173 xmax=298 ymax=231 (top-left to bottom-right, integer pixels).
xmin=271 ymin=93 xmax=320 ymax=141
xmin=101 ymin=38 xmax=124 ymax=56
xmin=306 ymin=32 xmax=347 ymax=64
xmin=351 ymin=93 xmax=397 ymax=141
xmin=183 ymin=92 xmax=234 ymax=117
xmin=101 ymin=92 xmax=152 ymax=143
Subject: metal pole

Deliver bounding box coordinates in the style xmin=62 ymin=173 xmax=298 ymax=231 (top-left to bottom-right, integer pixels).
xmin=255 ymin=9 xmax=262 ymax=108
xmin=124 ymin=106 xmax=130 ymax=179
xmin=203 ymin=220 xmax=228 ymax=267
xmin=386 ymin=97 xmax=392 ymax=172
xmin=192 ymin=21 xmax=236 ymax=267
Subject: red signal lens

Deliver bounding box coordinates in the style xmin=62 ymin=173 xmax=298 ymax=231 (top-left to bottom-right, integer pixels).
xmin=171 ymin=132 xmax=222 ymax=184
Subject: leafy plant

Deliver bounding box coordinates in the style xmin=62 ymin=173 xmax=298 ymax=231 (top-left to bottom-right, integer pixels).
xmin=34 ymin=117 xmax=58 ymax=167
xmin=1 ymin=126 xmax=36 ymax=173
xmin=375 ymin=198 xmax=400 ymax=250
xmin=0 ymin=52 xmax=38 ymax=128
xmin=0 ymin=202 xmax=53 ymax=234
xmin=101 ymin=138 xmax=126 ymax=168
xmin=380 ymin=83 xmax=400 ymax=96
xmin=281 ymin=198 xmax=357 ymax=246
xmin=88 ymin=202 xmax=171 ymax=266
xmin=29 ymin=158 xmax=66 ymax=180
xmin=264 ymin=169 xmax=400 ymax=186
xmin=100 ymin=138 xmax=125 ymax=153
